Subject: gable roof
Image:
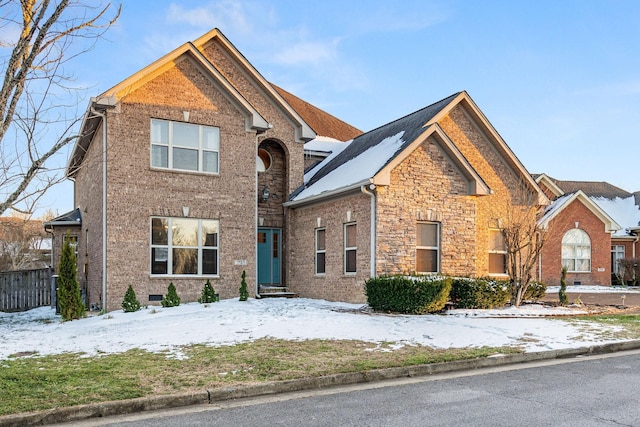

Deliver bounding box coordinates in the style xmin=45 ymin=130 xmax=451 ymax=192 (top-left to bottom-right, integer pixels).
xmin=288 ymin=91 xmax=545 ymax=206
xmin=538 ymin=190 xmax=621 ymax=233
xmin=536 ymin=174 xmax=640 ymax=235
xmin=43 ymin=208 xmax=82 ymax=231
xmin=68 ymin=28 xmax=317 ymax=176
xmin=272 ymin=84 xmax=362 ymax=141
xmin=541 ymin=175 xmax=632 ymax=199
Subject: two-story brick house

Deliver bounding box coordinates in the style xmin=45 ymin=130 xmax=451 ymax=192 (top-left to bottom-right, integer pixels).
xmin=48 ymin=28 xmax=546 ymax=311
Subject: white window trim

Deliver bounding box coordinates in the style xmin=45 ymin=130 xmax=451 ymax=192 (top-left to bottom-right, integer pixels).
xmin=344 ymin=223 xmax=357 ymax=275
xmin=150 ymin=118 xmax=220 ymax=174
xmin=488 ymin=228 xmax=508 ymax=276
xmin=612 ymin=245 xmax=625 ymax=274
xmin=315 ymin=227 xmax=326 ymax=276
xmin=561 ymin=229 xmax=591 ymax=273
xmin=150 ymin=217 xmax=219 ymax=277
xmin=416 ymin=221 xmax=440 ymax=274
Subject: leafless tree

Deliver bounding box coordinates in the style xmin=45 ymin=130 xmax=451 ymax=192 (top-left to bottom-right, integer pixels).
xmin=493 ymin=181 xmax=549 ymax=307
xmin=0 ymin=0 xmax=120 ymax=216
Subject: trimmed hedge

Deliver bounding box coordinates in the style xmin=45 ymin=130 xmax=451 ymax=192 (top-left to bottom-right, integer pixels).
xmin=365 ymin=275 xmax=452 ymax=314
xmin=450 ymin=278 xmax=510 ymax=309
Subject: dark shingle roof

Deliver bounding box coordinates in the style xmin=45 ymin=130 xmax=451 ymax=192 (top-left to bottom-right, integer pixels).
xmin=43 ymin=208 xmax=82 ymax=227
xmin=272 ymin=84 xmax=362 ymax=142
xmin=552 ymin=178 xmax=632 ymax=199
xmin=304 ymin=92 xmax=461 ymax=189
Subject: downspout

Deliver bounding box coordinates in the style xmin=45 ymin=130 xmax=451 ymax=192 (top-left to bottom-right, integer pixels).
xmin=255 ymin=133 xmax=261 ymax=298
xmin=90 ymin=102 xmax=111 ymax=312
xmin=361 ymin=184 xmax=377 ymax=278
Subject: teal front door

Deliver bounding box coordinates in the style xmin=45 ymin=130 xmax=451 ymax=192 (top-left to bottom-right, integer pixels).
xmin=257 ymin=228 xmax=281 ymax=285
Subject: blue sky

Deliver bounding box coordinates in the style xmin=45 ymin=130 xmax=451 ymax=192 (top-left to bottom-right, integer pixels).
xmin=31 ymin=0 xmax=640 ymax=216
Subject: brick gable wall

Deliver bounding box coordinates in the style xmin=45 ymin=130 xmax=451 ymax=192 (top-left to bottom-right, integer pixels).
xmin=74 ymin=49 xmax=306 ymax=311
xmin=541 ymin=200 xmax=611 ymax=286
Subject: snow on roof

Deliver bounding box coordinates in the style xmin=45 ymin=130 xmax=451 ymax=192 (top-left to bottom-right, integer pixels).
xmin=591 ymin=196 xmax=640 ymax=236
xmin=295 ymin=131 xmax=406 ymax=200
xmin=539 ymin=193 xmax=573 ymax=225
xmin=304 ymin=136 xmax=347 ymax=153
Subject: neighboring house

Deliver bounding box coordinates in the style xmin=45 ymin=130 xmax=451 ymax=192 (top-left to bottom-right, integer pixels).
xmin=0 ymin=216 xmax=51 ymax=271
xmin=49 ymin=28 xmax=546 ymax=311
xmin=536 ymin=174 xmax=640 ymax=286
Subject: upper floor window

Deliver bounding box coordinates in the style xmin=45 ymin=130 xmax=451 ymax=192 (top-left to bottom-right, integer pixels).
xmin=416 ymin=222 xmax=440 ymax=273
xmin=562 ymin=229 xmax=591 ymax=272
xmin=151 ymin=119 xmax=219 ymax=174
xmin=151 ymin=217 xmax=219 ymax=276
xmin=488 ymin=229 xmax=507 ymax=275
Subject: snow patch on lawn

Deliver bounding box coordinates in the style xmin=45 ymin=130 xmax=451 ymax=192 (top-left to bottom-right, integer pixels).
xmin=0 ymin=298 xmax=627 ymax=360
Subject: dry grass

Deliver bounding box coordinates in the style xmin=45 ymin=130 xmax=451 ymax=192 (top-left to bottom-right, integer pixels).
xmin=0 ymin=339 xmax=519 ymax=416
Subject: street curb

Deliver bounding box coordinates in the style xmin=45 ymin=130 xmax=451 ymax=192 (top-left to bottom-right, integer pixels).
xmin=3 ymin=340 xmax=640 ymax=426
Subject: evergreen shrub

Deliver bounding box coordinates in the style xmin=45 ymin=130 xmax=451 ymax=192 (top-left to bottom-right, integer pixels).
xmin=450 ymin=277 xmax=510 ymax=309
xmin=161 ymin=282 xmax=181 ymax=307
xmin=198 ymin=279 xmax=217 ymax=303
xmin=365 ymin=275 xmax=451 ymax=314
xmin=239 ymin=270 xmax=249 ymax=301
xmin=58 ymin=232 xmax=85 ymax=321
xmin=122 ymin=285 xmax=141 ymax=312
xmin=559 ymin=266 xmax=568 ymax=306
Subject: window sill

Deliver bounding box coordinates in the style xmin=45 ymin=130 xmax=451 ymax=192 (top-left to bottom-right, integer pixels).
xmin=150 ymin=166 xmax=220 ymax=177
xmin=150 ymin=274 xmax=220 ymax=279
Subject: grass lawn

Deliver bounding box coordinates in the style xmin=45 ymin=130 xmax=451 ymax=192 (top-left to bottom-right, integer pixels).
xmin=2 ymin=313 xmax=640 ymax=417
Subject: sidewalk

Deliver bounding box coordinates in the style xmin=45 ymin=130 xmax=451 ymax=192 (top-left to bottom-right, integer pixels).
xmin=541 ymin=286 xmax=640 ymax=309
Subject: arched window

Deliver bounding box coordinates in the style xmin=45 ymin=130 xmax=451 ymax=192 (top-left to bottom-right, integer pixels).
xmin=257 ymin=148 xmax=272 ymax=172
xmin=562 ymin=229 xmax=591 ymax=272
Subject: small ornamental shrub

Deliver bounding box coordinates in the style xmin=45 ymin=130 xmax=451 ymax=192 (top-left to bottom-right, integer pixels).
xmin=198 ymin=279 xmax=217 ymax=303
xmin=559 ymin=266 xmax=568 ymax=306
xmin=121 ymin=285 xmax=141 ymax=312
xmin=365 ymin=275 xmax=451 ymax=314
xmin=161 ymin=282 xmax=181 ymax=308
xmin=58 ymin=232 xmax=85 ymax=321
xmin=523 ymin=281 xmax=547 ymax=302
xmin=450 ymin=277 xmax=510 ymax=309
xmin=239 ymin=270 xmax=249 ymax=301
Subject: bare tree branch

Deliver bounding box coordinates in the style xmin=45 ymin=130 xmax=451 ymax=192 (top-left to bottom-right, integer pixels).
xmin=0 ymin=0 xmax=120 ymax=216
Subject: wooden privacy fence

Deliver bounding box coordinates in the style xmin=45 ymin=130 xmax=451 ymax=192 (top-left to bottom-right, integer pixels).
xmin=0 ymin=268 xmax=52 ymax=312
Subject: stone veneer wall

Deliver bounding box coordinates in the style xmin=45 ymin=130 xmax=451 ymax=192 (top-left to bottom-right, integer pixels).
xmin=376 ymin=136 xmax=478 ymax=276
xmin=438 ymin=105 xmax=530 ymax=276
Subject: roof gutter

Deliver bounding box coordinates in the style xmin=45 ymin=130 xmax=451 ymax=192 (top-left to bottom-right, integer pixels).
xmin=284 ymin=179 xmax=372 ymax=208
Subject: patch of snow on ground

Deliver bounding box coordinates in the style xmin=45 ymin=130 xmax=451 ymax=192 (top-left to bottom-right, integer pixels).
xmin=0 ymin=298 xmax=627 ymax=360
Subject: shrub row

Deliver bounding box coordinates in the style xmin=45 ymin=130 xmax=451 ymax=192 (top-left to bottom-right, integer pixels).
xmin=365 ymin=275 xmax=452 ymax=314
xmin=366 ymin=275 xmax=547 ymax=313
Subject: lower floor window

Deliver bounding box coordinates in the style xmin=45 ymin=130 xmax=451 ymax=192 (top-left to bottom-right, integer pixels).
xmin=416 ymin=222 xmax=440 ymax=273
xmin=151 ymin=217 xmax=219 ymax=275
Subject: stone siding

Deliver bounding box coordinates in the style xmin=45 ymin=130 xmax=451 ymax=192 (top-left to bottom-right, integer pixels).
xmin=376 ymin=136 xmax=478 ymax=276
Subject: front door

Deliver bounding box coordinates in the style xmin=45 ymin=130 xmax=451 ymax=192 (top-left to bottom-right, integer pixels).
xmin=257 ymin=228 xmax=281 ymax=285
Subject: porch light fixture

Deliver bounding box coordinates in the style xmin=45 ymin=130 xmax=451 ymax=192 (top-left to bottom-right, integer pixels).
xmin=261 ymin=185 xmax=270 ymax=203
